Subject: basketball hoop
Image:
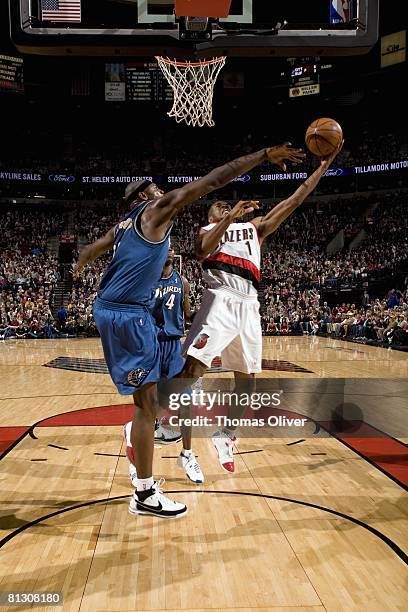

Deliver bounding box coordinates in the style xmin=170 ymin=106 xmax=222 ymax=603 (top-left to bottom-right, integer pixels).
xmin=155 ymin=56 xmax=226 ymax=127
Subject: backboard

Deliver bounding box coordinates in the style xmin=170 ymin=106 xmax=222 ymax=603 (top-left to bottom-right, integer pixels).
xmin=10 ymin=0 xmax=379 ymax=57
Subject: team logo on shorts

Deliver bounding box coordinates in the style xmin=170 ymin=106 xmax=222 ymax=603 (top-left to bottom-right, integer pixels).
xmin=127 ymin=368 xmax=149 ymax=387
xmin=193 ymin=333 xmax=209 ymax=350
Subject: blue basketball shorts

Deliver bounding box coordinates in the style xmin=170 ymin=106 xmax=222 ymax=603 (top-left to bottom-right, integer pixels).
xmin=158 ymin=337 xmax=185 ymax=381
xmin=157 ymin=336 xmax=189 ymax=401
xmin=93 ymin=297 xmax=161 ymax=395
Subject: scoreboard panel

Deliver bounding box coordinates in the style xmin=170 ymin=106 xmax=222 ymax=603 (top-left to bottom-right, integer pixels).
xmin=105 ymin=61 xmax=172 ymax=102
xmin=126 ymin=62 xmax=172 ymax=102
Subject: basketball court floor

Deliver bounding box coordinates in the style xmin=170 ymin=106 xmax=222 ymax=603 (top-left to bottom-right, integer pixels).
xmin=0 ymin=336 xmax=407 ymax=611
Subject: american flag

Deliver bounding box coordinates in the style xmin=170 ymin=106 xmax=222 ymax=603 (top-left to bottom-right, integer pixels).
xmin=41 ymin=0 xmax=81 ymax=23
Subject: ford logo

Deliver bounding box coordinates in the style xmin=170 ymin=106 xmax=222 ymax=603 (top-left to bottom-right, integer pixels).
xmin=49 ymin=175 xmax=76 ymax=183
xmin=233 ymin=174 xmax=251 ymax=182
xmin=324 ymin=167 xmax=344 ymax=177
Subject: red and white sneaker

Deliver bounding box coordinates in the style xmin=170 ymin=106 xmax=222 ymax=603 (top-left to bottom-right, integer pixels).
xmin=212 ymin=430 xmax=236 ymax=473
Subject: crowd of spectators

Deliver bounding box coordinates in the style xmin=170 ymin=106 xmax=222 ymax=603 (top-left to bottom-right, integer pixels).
xmin=0 ymin=249 xmax=61 ymax=340
xmin=0 ymin=209 xmax=61 ymax=339
xmin=1 ymin=188 xmax=407 ymax=348
xmin=261 ymin=288 xmax=408 ymax=348
xmin=0 ymin=206 xmax=108 ymax=339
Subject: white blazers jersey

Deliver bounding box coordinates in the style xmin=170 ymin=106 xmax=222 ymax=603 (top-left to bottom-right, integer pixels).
xmin=184 ymin=220 xmax=262 ymax=373
xmin=201 ymin=221 xmax=261 ymax=296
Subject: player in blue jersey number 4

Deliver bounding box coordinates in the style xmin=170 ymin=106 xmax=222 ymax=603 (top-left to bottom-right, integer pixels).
xmin=75 ymin=143 xmax=304 ymax=519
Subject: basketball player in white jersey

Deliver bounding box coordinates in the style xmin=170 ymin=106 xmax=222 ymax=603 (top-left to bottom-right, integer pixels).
xmin=181 ymin=142 xmax=343 ymax=472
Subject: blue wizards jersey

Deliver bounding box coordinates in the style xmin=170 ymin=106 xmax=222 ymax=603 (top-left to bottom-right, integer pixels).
xmin=98 ymin=201 xmax=171 ymax=307
xmin=152 ymin=269 xmax=185 ymax=338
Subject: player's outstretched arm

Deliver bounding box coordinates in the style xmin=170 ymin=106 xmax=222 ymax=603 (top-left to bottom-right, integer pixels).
xmin=253 ymin=141 xmax=343 ymax=241
xmin=196 ymin=200 xmax=259 ymax=260
xmin=73 ymin=227 xmax=115 ymax=275
xmin=151 ymin=144 xmax=304 ymax=225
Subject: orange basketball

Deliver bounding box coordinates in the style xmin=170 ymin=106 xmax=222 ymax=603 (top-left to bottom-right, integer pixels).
xmin=305 ymin=118 xmax=343 ymax=157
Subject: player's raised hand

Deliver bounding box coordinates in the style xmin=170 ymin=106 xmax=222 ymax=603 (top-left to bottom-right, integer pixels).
xmin=230 ymin=200 xmax=260 ymax=219
xmin=320 ymin=139 xmax=344 ymax=169
xmin=266 ymin=144 xmax=306 ymax=171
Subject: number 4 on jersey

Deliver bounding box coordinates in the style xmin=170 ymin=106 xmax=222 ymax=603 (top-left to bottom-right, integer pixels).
xmin=165 ymin=294 xmax=176 ymax=310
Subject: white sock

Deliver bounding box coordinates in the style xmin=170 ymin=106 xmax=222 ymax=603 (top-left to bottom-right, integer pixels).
xmin=182 ymin=448 xmax=193 ymax=457
xmin=136 ymin=476 xmax=154 ymax=492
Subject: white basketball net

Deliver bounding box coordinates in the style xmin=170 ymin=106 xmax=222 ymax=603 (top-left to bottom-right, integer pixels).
xmin=155 ymin=56 xmax=226 ymax=127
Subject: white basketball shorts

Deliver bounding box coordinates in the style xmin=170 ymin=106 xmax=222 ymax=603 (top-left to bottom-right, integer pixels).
xmin=183 ymin=287 xmax=262 ymax=374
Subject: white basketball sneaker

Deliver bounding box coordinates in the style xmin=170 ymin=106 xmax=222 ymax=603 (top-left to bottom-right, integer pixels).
xmin=212 ymin=430 xmax=236 ymax=473
xmin=129 ymin=479 xmax=187 ymax=519
xmin=154 ymin=418 xmax=182 ymax=445
xmin=177 ymin=451 xmax=204 ymax=484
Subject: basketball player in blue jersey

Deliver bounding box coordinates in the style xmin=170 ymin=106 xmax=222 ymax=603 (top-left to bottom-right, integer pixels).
xmin=125 ymin=247 xmax=204 ymax=485
xmin=74 ymin=143 xmax=305 ymax=519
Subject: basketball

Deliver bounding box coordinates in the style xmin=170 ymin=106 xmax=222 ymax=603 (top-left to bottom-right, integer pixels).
xmin=305 ymin=118 xmax=343 ymax=157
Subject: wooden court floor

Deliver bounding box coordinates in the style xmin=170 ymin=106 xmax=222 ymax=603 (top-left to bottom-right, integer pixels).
xmin=0 ymin=336 xmax=407 ymax=611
